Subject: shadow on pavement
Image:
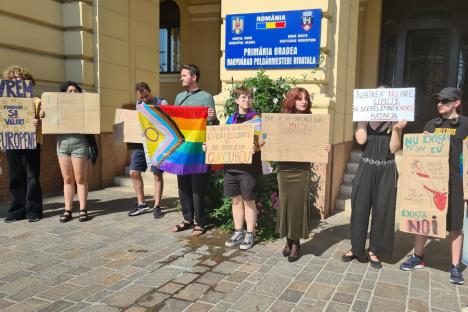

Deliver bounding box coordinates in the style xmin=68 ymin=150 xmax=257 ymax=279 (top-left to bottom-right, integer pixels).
xmin=41 ymin=196 xmax=179 ymax=220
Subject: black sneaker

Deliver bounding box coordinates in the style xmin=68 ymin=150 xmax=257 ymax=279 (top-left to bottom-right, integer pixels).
xmin=4 ymin=217 xmax=19 ymax=223
xmin=153 ymin=205 xmax=162 ymax=219
xmin=128 ymin=203 xmax=150 ymax=216
xmin=27 ymin=216 xmax=41 ymax=222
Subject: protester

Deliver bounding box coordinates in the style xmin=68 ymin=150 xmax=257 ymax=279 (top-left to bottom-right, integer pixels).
xmin=400 ymin=87 xmax=467 ymax=284
xmin=45 ymin=81 xmax=96 ymax=222
xmin=222 ymin=86 xmax=261 ymax=250
xmin=172 ymin=64 xmax=217 ymax=236
xmin=3 ymin=65 xmax=43 ymax=222
xmin=127 ymin=82 xmax=167 ymax=218
xmin=342 ymin=86 xmax=406 ymax=268
xmin=269 ymin=87 xmax=331 ymax=261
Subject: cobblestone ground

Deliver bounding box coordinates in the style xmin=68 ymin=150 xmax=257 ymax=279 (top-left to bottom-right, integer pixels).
xmin=0 ymin=187 xmax=467 ymax=312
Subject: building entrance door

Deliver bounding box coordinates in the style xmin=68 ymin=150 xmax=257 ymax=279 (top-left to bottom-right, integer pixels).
xmin=379 ymin=0 xmax=468 ymax=133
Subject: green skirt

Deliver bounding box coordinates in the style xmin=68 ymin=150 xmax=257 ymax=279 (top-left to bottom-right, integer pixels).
xmin=276 ymin=169 xmax=310 ymax=240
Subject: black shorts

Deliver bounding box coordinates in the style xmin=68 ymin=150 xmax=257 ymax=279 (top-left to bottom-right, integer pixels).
xmin=223 ymin=171 xmax=259 ymax=201
xmin=129 ymin=149 xmax=163 ymax=174
xmin=447 ymin=186 xmax=464 ymax=231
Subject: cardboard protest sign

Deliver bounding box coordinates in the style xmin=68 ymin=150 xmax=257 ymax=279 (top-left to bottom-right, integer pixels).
xmin=113 ymin=109 xmax=142 ymax=143
xmin=398 ymin=133 xmax=450 ymax=238
xmin=464 ymin=140 xmax=468 ymax=199
xmin=41 ymin=92 xmax=100 ymax=134
xmin=205 ymin=124 xmax=256 ymax=164
xmin=261 ymin=113 xmax=330 ymax=163
xmin=353 ymin=88 xmax=415 ymax=122
xmin=0 ymin=97 xmax=36 ymax=149
xmin=0 ymin=79 xmax=34 ymax=98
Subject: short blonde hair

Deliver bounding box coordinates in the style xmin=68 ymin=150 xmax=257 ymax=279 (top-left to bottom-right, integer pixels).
xmin=2 ymin=65 xmax=35 ymax=85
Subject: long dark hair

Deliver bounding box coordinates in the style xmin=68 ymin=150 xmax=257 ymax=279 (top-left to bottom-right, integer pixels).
xmin=60 ymin=81 xmax=82 ymax=93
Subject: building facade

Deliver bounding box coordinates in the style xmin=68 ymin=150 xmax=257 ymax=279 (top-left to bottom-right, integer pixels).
xmin=0 ymin=0 xmax=467 ymax=218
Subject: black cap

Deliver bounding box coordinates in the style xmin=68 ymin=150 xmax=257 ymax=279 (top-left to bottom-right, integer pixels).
xmin=434 ymin=87 xmax=462 ymax=100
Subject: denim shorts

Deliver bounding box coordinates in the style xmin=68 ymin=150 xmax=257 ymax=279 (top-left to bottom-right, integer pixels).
xmin=130 ymin=149 xmax=163 ymax=174
xmin=57 ymin=134 xmax=89 ymax=158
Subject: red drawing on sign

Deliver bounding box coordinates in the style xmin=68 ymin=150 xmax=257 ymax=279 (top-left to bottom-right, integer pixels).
xmin=411 ymin=160 xmax=447 ymax=211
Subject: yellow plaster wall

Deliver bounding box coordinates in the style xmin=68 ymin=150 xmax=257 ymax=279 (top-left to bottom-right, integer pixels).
xmin=160 ymin=0 xmax=221 ymax=104
xmin=97 ymin=0 xmax=160 ymax=132
xmin=356 ymin=0 xmax=382 ymax=88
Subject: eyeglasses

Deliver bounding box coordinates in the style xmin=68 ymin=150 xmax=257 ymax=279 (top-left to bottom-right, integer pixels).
xmin=434 ymin=98 xmax=455 ymax=105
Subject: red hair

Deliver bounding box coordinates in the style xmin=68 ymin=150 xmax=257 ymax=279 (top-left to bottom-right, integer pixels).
xmin=281 ymin=87 xmax=312 ymax=114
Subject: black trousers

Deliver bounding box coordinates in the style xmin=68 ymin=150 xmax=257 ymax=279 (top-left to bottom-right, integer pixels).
xmin=5 ymin=146 xmax=43 ymax=219
xmin=177 ymin=173 xmax=207 ymax=227
xmin=350 ymin=162 xmax=397 ymax=258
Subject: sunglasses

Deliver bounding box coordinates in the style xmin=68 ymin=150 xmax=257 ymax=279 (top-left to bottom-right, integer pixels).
xmin=434 ymin=98 xmax=455 ymax=105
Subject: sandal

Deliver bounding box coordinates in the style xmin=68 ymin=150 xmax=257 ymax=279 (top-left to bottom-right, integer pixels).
xmin=288 ymin=240 xmax=301 ymax=262
xmin=79 ymin=210 xmax=89 ymax=222
xmin=368 ymin=252 xmax=382 ymax=269
xmin=172 ymin=220 xmax=194 ymax=232
xmin=192 ymin=225 xmax=205 ymax=237
xmin=283 ymin=238 xmax=293 ymax=257
xmin=60 ymin=210 xmax=73 ymax=223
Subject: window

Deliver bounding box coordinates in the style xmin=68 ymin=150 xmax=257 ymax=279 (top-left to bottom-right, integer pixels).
xmin=160 ymin=1 xmax=181 ymax=73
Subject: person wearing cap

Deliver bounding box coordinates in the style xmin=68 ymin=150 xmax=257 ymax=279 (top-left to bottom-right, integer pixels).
xmin=400 ymin=87 xmax=468 ymax=285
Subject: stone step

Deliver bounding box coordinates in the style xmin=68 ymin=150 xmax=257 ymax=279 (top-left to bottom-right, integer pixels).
xmin=113 ymin=170 xmax=179 ymax=198
xmin=350 ymin=150 xmax=362 ymax=162
xmin=342 ymin=173 xmax=355 ymax=185
xmin=346 ymin=162 xmax=359 ymax=175
xmin=335 ymin=198 xmax=352 ymax=211
xmin=339 ymin=184 xmax=353 ymax=197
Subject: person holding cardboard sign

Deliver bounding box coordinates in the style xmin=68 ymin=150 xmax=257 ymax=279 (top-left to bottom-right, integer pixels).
xmin=128 ymin=82 xmax=167 ymax=219
xmin=51 ymin=81 xmax=92 ymax=223
xmin=343 ymin=85 xmax=407 ymax=268
xmin=400 ymin=87 xmax=468 ymax=285
xmin=3 ymin=65 xmax=43 ymax=223
xmin=222 ymin=86 xmax=262 ymax=250
xmin=269 ymin=87 xmax=331 ymax=262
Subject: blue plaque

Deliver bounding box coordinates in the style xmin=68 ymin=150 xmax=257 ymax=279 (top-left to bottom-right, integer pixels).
xmin=225 ymin=9 xmax=322 ymax=69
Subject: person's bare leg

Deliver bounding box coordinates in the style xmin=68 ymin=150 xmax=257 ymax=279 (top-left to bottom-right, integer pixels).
xmin=58 ymin=156 xmax=75 ymax=210
xmin=450 ymin=230 xmax=463 ymax=266
xmin=153 ymin=172 xmax=163 ymax=207
xmin=244 ymin=200 xmax=257 ymax=232
xmin=413 ymin=234 xmax=428 ymax=257
xmin=71 ymin=157 xmax=88 ymax=211
xmin=130 ymin=170 xmax=145 ymax=204
xmin=232 ymin=195 xmax=245 ymax=230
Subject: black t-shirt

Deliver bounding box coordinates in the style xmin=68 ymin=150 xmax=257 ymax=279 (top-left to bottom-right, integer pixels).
xmin=423 ymin=115 xmax=468 ymax=188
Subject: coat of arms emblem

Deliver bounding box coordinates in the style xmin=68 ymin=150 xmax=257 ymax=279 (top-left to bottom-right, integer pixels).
xmin=232 ymin=16 xmax=244 ymax=35
xmin=301 ymin=11 xmax=313 ymax=31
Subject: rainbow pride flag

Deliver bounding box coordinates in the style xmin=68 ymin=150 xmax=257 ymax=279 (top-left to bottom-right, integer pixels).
xmin=138 ymin=105 xmax=208 ymax=175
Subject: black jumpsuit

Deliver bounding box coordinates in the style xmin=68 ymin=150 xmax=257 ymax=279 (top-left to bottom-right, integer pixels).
xmin=350 ymin=122 xmax=397 ymax=258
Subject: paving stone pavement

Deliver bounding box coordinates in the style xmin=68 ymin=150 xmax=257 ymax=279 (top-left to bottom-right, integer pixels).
xmin=0 ymin=186 xmax=467 ymax=312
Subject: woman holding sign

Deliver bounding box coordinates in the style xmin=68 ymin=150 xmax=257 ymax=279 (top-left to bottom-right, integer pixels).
xmin=55 ymin=81 xmax=91 ymax=222
xmin=400 ymin=87 xmax=468 ymax=285
xmin=342 ymin=101 xmax=407 ymax=269
xmin=273 ymin=87 xmax=330 ymax=262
